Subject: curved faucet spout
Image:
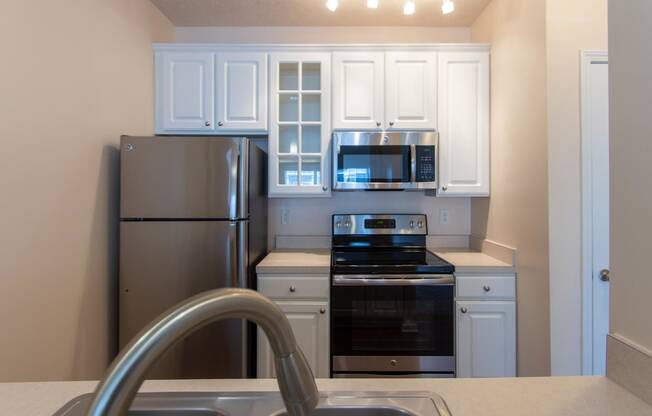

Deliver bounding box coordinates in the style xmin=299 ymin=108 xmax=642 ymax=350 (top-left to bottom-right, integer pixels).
xmin=86 ymin=288 xmax=319 ymax=416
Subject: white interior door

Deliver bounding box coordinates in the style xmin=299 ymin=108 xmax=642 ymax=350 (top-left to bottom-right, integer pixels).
xmin=581 ymin=51 xmax=609 ymax=375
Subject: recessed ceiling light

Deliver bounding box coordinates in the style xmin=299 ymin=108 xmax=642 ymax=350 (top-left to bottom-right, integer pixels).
xmin=403 ymin=0 xmax=415 ymax=15
xmin=442 ymin=0 xmax=455 ymax=14
xmin=367 ymin=0 xmax=379 ymax=8
xmin=326 ymin=0 xmax=339 ymax=12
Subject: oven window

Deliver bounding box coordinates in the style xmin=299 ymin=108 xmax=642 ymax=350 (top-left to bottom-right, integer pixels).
xmin=331 ymin=285 xmax=454 ymax=356
xmin=337 ymin=146 xmax=410 ymax=183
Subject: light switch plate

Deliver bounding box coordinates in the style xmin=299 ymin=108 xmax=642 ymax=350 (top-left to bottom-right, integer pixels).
xmin=281 ymin=208 xmax=290 ymax=225
xmin=439 ymin=209 xmax=450 ymax=225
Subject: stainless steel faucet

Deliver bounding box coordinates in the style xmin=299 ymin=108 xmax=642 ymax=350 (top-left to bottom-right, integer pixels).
xmin=86 ymin=288 xmax=319 ymax=416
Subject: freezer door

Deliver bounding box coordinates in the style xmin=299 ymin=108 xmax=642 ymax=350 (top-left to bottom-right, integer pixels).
xmin=119 ymin=220 xmax=247 ymax=379
xmin=120 ymin=136 xmax=246 ymax=219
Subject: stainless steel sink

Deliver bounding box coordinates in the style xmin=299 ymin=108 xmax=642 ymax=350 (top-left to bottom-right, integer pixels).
xmin=53 ymin=391 xmax=451 ymax=416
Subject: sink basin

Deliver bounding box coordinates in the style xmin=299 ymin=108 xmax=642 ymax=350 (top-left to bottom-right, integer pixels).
xmin=53 ymin=391 xmax=451 ymax=416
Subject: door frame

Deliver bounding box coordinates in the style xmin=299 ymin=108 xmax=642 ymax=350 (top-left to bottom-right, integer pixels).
xmin=580 ymin=50 xmax=609 ymax=375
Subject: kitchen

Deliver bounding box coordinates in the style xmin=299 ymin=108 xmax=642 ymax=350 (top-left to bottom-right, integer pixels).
xmin=1 ymin=0 xmax=651 ymax=415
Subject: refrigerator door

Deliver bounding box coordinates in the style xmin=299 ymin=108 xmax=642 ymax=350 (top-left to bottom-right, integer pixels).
xmin=119 ymin=220 xmax=247 ymax=379
xmin=120 ymin=136 xmax=247 ymax=220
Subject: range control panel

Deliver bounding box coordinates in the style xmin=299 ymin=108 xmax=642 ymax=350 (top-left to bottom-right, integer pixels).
xmin=333 ymin=214 xmax=427 ymax=235
xmin=415 ymin=146 xmax=436 ymax=182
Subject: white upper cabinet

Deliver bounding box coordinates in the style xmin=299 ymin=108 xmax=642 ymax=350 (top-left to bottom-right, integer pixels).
xmin=268 ymin=52 xmax=331 ymax=197
xmin=155 ymin=50 xmax=267 ymax=134
xmin=437 ymin=52 xmax=490 ymax=196
xmin=156 ymin=51 xmax=215 ymax=132
xmin=215 ymin=52 xmax=267 ymax=132
xmin=332 ymin=52 xmax=385 ymax=130
xmin=385 ymin=52 xmax=437 ymax=130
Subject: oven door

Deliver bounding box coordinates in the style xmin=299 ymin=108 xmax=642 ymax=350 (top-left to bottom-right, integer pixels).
xmin=331 ymin=275 xmax=455 ymax=377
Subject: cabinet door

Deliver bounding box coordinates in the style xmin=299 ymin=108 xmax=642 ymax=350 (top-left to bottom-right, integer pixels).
xmin=456 ymin=301 xmax=516 ymax=378
xmin=385 ymin=52 xmax=437 ymax=130
xmin=215 ymin=53 xmax=267 ymax=132
xmin=156 ymin=51 xmax=215 ymax=132
xmin=257 ymin=301 xmax=329 ymax=378
xmin=438 ymin=52 xmax=490 ymax=196
xmin=332 ymin=52 xmax=384 ymax=130
xmin=269 ymin=53 xmax=331 ymax=197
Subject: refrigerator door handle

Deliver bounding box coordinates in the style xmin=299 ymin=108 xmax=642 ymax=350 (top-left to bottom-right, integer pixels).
xmin=226 ymin=222 xmax=239 ymax=288
xmin=237 ymin=139 xmax=249 ymax=220
xmin=236 ymin=220 xmax=249 ymax=376
xmin=236 ymin=220 xmax=248 ymax=290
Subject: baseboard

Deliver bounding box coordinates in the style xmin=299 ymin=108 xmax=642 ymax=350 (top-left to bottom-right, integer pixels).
xmin=607 ymin=333 xmax=652 ymax=406
xmin=469 ymin=235 xmax=517 ymax=266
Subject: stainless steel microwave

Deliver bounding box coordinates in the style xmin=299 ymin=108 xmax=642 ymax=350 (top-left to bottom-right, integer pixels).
xmin=332 ymin=131 xmax=438 ymax=191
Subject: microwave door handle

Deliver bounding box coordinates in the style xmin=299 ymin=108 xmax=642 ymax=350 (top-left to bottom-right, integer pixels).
xmin=410 ymin=144 xmax=417 ymax=183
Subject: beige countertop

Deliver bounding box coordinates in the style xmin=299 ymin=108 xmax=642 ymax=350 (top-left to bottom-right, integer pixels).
xmin=3 ymin=377 xmax=651 ymax=416
xmin=430 ymin=249 xmax=515 ymax=273
xmin=256 ymin=248 xmax=514 ymax=274
xmin=256 ymin=250 xmax=331 ymax=274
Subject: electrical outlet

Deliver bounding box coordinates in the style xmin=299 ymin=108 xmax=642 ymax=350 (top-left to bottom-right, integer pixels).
xmin=439 ymin=209 xmax=450 ymax=225
xmin=281 ymin=208 xmax=290 ymax=225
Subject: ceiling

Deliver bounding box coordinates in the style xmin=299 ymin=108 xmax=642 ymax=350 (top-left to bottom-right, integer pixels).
xmin=150 ymin=0 xmax=491 ymax=27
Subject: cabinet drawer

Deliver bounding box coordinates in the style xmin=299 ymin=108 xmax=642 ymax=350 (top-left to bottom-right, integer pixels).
xmin=456 ymin=274 xmax=515 ymax=299
xmin=258 ymin=275 xmax=329 ymax=299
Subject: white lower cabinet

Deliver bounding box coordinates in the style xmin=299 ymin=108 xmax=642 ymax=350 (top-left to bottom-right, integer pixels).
xmin=455 ymin=273 xmax=516 ymax=378
xmin=257 ymin=301 xmax=329 ymax=378
xmin=256 ymin=274 xmax=330 ymax=378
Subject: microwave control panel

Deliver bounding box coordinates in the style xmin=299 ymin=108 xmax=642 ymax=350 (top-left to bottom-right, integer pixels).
xmin=415 ymin=146 xmax=436 ymax=182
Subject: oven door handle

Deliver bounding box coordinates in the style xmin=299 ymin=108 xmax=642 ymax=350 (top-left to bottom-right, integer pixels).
xmin=333 ymin=275 xmax=454 ymax=286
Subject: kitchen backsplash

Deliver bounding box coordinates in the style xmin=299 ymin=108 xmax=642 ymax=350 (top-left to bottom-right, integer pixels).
xmin=268 ymin=192 xmax=471 ymax=249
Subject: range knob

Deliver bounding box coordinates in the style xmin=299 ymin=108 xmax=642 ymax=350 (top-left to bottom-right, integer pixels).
xmin=409 ymin=221 xmax=415 ymax=228
xmin=417 ymin=220 xmax=424 ymax=228
xmin=335 ymin=221 xmax=342 ymax=228
xmin=344 ymin=221 xmax=351 ymax=228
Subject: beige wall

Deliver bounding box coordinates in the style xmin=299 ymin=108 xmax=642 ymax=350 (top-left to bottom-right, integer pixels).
xmin=176 ymin=26 xmax=471 ymax=43
xmin=608 ymin=0 xmax=652 ymax=351
xmin=0 ymin=0 xmax=174 ymax=381
xmin=546 ymin=0 xmax=608 ymax=375
xmin=471 ymin=0 xmax=551 ymax=376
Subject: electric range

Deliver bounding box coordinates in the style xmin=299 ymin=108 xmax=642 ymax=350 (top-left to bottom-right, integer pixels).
xmin=330 ymin=214 xmax=456 ymax=378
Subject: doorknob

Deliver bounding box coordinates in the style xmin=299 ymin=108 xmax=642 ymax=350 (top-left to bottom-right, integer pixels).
xmin=599 ymin=269 xmax=610 ymax=282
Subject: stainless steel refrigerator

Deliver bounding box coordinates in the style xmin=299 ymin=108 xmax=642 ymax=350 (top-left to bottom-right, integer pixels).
xmin=119 ymin=136 xmax=267 ymax=379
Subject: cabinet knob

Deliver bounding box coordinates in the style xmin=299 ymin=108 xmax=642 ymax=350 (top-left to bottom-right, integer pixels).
xmin=319 ymin=308 xmax=326 ymax=314
xmin=204 ymin=121 xmax=211 ymax=127
xmin=289 ymin=285 xmax=296 ymax=293
xmin=322 ymin=186 xmax=328 ymax=192
xmin=389 ymin=121 xmax=395 ymax=127
xmin=390 ymin=359 xmax=398 ymax=367
xmin=442 ymin=185 xmax=448 ymax=192
xmin=376 ymin=121 xmax=382 ymax=127
xmin=483 ymin=285 xmax=491 ymax=292
xmin=460 ymin=307 xmax=468 ymax=314
xmin=217 ymin=121 xmax=224 ymax=127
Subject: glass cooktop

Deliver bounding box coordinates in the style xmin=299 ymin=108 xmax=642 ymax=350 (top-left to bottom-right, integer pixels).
xmin=331 ymin=248 xmax=454 ymax=275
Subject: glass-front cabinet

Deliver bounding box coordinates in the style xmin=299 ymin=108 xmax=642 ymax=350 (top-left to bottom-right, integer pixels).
xmin=269 ymin=53 xmax=331 ymax=197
